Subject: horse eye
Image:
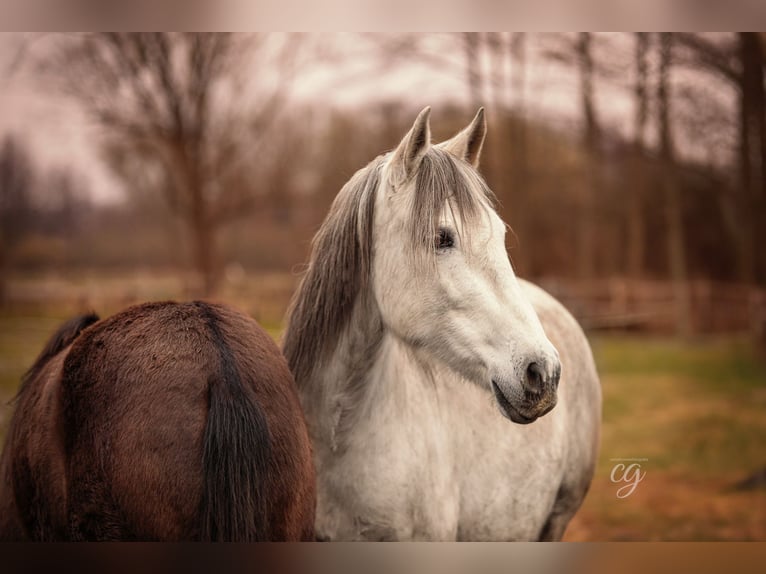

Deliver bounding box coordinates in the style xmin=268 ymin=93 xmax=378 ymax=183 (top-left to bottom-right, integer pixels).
xmin=437 ymin=228 xmax=455 ymax=250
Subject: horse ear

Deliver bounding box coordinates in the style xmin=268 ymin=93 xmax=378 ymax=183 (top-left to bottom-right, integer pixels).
xmin=437 ymin=107 xmax=486 ymax=168
xmin=389 ymin=106 xmax=431 ymax=187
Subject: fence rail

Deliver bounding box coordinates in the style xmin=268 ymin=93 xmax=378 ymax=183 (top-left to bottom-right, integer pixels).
xmin=538 ymin=278 xmax=766 ymax=336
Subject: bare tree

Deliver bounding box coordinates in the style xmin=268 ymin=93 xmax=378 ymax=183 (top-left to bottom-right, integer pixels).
xmin=0 ymin=134 xmax=34 ymax=303
xmin=505 ymin=34 xmax=531 ymax=273
xmin=626 ymin=33 xmax=651 ymax=279
xmin=42 ymin=33 xmax=301 ymax=295
xmin=462 ymin=33 xmax=485 ymax=111
xmin=575 ymin=33 xmax=601 ymax=280
xmin=657 ymin=33 xmax=691 ymax=336
xmin=675 ymin=33 xmax=766 ymax=284
xmin=39 ymin=167 xmax=88 ymax=236
xmin=541 ymin=33 xmax=610 ymax=278
xmin=738 ymin=33 xmax=766 ymax=283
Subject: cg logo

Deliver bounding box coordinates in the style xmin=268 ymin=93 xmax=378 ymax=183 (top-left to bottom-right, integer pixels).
xmin=609 ymin=458 xmax=647 ymax=498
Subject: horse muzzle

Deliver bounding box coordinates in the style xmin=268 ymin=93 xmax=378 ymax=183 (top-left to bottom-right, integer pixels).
xmin=491 ymin=359 xmax=560 ymax=424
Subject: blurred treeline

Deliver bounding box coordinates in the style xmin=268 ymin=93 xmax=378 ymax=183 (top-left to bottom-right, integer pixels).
xmin=1 ymin=33 xmax=765 ymax=325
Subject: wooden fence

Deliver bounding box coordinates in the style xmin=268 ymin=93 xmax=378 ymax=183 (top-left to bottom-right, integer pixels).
xmin=538 ymin=278 xmax=766 ymax=335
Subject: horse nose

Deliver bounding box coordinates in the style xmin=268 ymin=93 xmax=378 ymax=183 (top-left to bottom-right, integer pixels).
xmin=524 ymin=358 xmax=561 ymax=394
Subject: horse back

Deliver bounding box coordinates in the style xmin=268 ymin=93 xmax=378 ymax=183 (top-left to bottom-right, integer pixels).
xmin=61 ymin=301 xmax=315 ymax=541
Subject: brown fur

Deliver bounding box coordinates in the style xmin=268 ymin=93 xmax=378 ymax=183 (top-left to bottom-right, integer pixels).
xmin=0 ymin=301 xmax=315 ymax=541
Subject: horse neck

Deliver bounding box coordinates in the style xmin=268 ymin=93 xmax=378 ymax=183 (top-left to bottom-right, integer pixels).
xmin=299 ymin=293 xmax=382 ymax=446
xmin=304 ymin=295 xmax=438 ymax=453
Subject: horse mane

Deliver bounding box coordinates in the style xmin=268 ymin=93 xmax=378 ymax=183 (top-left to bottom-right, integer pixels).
xmin=283 ymin=147 xmax=494 ymax=387
xmin=12 ymin=312 xmax=100 ymax=403
xmin=283 ymin=156 xmax=383 ymax=387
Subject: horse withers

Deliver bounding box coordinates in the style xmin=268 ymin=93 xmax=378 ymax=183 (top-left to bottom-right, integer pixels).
xmin=0 ymin=301 xmax=315 ymax=541
xmin=284 ymin=107 xmax=602 ymax=541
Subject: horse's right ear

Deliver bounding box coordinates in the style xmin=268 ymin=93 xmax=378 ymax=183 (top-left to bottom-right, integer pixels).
xmin=389 ymin=106 xmax=431 ymax=188
xmin=437 ymin=107 xmax=486 ymax=168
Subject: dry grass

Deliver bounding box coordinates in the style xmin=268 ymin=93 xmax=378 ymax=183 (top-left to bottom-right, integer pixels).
xmin=564 ymin=335 xmax=766 ymax=541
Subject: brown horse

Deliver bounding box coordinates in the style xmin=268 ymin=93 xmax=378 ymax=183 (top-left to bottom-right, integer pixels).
xmin=0 ymin=301 xmax=315 ymax=541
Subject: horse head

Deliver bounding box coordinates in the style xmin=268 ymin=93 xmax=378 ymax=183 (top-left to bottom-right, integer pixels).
xmin=374 ymin=107 xmax=561 ymax=424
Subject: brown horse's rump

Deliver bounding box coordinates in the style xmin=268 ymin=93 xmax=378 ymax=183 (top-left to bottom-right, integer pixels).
xmin=0 ymin=301 xmax=315 ymax=541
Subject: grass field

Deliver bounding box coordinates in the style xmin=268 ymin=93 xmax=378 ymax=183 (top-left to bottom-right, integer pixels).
xmin=1 ymin=274 xmax=764 ymax=540
xmin=564 ymin=335 xmax=766 ymax=541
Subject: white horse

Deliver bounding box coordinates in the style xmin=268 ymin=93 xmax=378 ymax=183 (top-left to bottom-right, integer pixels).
xmin=283 ymin=107 xmax=601 ymax=541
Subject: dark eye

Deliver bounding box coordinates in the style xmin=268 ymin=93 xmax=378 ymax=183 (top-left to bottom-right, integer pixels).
xmin=436 ymin=228 xmax=455 ymax=250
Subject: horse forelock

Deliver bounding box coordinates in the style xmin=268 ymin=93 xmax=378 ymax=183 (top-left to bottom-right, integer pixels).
xmin=409 ymin=147 xmax=496 ymax=269
xmin=283 ymin=147 xmax=495 ymax=387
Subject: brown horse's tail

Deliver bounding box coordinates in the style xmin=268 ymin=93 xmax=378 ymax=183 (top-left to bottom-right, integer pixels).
xmin=12 ymin=312 xmax=100 ymax=403
xmin=197 ymin=303 xmax=272 ymax=542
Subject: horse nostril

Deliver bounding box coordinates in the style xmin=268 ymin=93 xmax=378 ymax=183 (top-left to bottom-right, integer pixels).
xmin=525 ymin=360 xmax=561 ymax=393
xmin=552 ymin=363 xmax=562 ymax=389
xmin=525 ymin=362 xmax=546 ymax=392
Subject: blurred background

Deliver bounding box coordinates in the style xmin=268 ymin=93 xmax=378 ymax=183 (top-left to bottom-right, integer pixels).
xmin=0 ymin=32 xmax=764 ymax=540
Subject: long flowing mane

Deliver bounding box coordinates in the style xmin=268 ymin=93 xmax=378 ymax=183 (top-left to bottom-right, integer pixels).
xmin=283 ymin=147 xmax=495 ymax=387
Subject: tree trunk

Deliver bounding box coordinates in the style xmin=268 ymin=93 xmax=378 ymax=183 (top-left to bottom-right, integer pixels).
xmin=508 ymin=33 xmax=529 ymax=275
xmin=184 ymin=144 xmax=220 ymax=297
xmin=0 ymin=246 xmax=7 ymax=308
xmin=463 ymin=33 xmax=484 ymax=110
xmin=658 ymin=33 xmax=692 ymax=337
xmin=576 ymin=33 xmax=599 ymax=280
xmin=487 ymin=33 xmax=506 ymax=114
xmin=483 ymin=33 xmax=505 ymax=228
xmin=627 ymin=33 xmax=649 ymax=279
xmin=738 ymin=33 xmax=765 ymax=284
xmin=190 ymin=203 xmax=219 ymax=297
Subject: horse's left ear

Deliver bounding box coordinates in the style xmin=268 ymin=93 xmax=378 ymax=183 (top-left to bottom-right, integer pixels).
xmin=389 ymin=106 xmax=432 ymax=187
xmin=437 ymin=107 xmax=486 ymax=168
